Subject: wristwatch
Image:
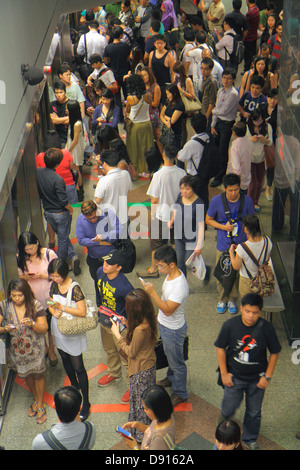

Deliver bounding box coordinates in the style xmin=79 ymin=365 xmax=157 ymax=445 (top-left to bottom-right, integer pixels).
xmin=264 ymin=375 xmax=272 ymax=382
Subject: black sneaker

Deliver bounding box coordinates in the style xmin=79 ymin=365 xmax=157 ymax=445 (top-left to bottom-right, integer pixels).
xmin=72 ymin=257 xmax=81 ymax=276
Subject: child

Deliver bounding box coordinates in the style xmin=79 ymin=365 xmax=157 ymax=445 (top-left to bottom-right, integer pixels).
xmin=226 ymin=122 xmax=254 ymax=194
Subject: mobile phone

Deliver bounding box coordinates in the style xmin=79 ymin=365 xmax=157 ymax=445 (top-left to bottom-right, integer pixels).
xmin=138 ymin=276 xmax=150 ymax=286
xmin=8 ymin=324 xmax=16 ymax=330
xmin=27 ymin=273 xmax=35 ymax=276
xmin=115 ymin=426 xmax=134 ymax=440
xmin=47 ymin=301 xmax=55 ymax=305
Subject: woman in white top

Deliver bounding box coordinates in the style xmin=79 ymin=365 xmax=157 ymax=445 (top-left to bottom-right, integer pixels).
xmin=125 ymin=74 xmax=154 ymax=176
xmin=229 ymin=214 xmax=272 ymax=298
xmin=66 ymin=100 xmax=86 ymax=201
xmin=48 ymin=257 xmax=90 ymax=422
xmin=246 ymin=109 xmax=273 ymax=212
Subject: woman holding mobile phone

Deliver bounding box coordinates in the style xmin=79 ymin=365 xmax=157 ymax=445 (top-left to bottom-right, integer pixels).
xmin=110 ymin=288 xmax=158 ymax=443
xmin=17 ymin=231 xmax=58 ymax=366
xmin=0 ymin=278 xmax=48 ymax=424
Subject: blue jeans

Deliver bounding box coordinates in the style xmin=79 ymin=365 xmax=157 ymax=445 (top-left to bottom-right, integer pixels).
xmin=221 ymin=377 xmax=265 ymax=444
xmin=44 ymin=210 xmax=76 ymax=261
xmin=175 ymin=238 xmax=194 ymax=277
xmin=66 ymin=184 xmax=78 ymax=205
xmin=158 ymin=321 xmax=188 ymax=400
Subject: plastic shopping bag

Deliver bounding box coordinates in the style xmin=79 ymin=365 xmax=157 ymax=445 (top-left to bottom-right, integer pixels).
xmin=185 ymin=253 xmax=206 ymax=280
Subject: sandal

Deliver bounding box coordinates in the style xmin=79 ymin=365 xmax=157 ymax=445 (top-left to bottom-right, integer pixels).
xmin=28 ymin=401 xmax=38 ymax=417
xmin=36 ymin=405 xmax=47 ymax=424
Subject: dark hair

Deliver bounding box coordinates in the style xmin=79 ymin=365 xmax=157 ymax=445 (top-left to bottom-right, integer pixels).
xmin=58 ymin=63 xmax=71 ymax=76
xmin=150 ymin=19 xmax=161 ymax=33
xmin=222 ymin=173 xmax=241 ymax=188
xmin=54 ymin=386 xmax=82 ymax=423
xmin=67 ymin=100 xmax=83 ymax=140
xmin=268 ymin=88 xmax=278 ymax=98
xmin=44 ymin=148 xmax=63 ymax=169
xmin=163 ymin=145 xmax=178 ymax=161
xmin=260 ymin=42 xmax=270 ymax=52
xmin=112 ymin=26 xmax=123 ymax=39
xmin=266 ymin=2 xmax=275 ymax=10
xmin=222 ymin=67 xmax=236 ymax=80
xmin=154 ymin=245 xmax=177 ymax=266
xmin=89 ymin=20 xmax=99 ymax=29
xmin=241 ymin=292 xmax=263 ymax=310
xmin=232 ymin=0 xmax=242 ymax=11
xmin=154 ymin=34 xmax=166 ymax=43
xmin=17 ymin=232 xmax=43 ymax=273
xmin=191 ymin=112 xmax=207 ymax=133
xmin=183 ymin=27 xmax=195 ymax=42
xmin=125 ymin=73 xmax=146 ymax=100
xmin=215 ymin=420 xmax=243 ymax=449
xmin=145 ymin=145 xmax=163 ymax=174
xmin=48 ymin=257 xmax=70 ymax=280
xmin=196 ymin=30 xmax=207 ymax=44
xmin=89 ymin=53 xmax=103 ymax=65
xmin=110 ymin=18 xmax=122 ymax=27
xmin=100 ymin=149 xmax=120 ymax=167
xmin=254 ymin=56 xmax=269 ymax=78
xmin=125 ymin=289 xmax=158 ymax=345
xmin=7 ymin=278 xmax=37 ymax=320
xmin=224 ymin=15 xmax=235 ymax=30
xmin=250 ymin=75 xmax=265 ymax=89
xmin=242 ymin=214 xmax=261 ymax=237
xmin=201 ymin=57 xmax=214 ymax=70
xmin=248 ymin=109 xmax=268 ymax=137
xmin=166 ymin=83 xmax=181 ymax=104
xmin=190 ymin=15 xmax=204 ymax=27
xmin=142 ymin=385 xmax=173 ymax=423
xmin=94 ymin=125 xmax=120 ymax=153
xmin=232 ymin=121 xmax=246 ymax=137
xmin=180 ymin=174 xmax=198 ymax=193
xmin=110 ymin=138 xmax=130 ymax=164
xmin=43 ymin=130 xmax=62 ymax=151
xmin=53 ymin=80 xmax=66 ymax=92
xmin=81 ymin=200 xmax=98 ymax=216
xmin=140 ymin=66 xmax=157 ymax=87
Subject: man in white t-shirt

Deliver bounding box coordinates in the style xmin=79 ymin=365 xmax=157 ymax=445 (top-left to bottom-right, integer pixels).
xmin=141 ymin=245 xmax=189 ymax=407
xmin=137 ymin=145 xmax=186 ymax=278
xmin=94 ymin=150 xmax=132 ymax=234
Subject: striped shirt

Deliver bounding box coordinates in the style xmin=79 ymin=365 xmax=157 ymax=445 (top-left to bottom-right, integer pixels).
xmin=268 ymin=34 xmax=281 ymax=66
xmin=244 ymin=5 xmax=260 ymax=42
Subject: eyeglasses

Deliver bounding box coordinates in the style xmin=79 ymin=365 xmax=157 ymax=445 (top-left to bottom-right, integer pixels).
xmin=155 ymin=262 xmax=170 ymax=269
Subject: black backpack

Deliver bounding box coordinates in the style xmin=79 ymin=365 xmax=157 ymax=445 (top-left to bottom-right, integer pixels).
xmin=224 ymin=33 xmax=245 ymax=67
xmin=191 ymin=136 xmax=219 ymax=183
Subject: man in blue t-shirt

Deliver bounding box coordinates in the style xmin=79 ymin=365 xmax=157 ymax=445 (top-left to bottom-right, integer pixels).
xmin=206 ymin=173 xmax=255 ymax=314
xmin=96 ymin=250 xmax=134 ymax=403
xmin=238 ymin=75 xmax=267 ymax=122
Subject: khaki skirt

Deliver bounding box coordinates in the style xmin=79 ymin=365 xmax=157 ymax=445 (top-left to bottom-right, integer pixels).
xmin=126 ymin=120 xmax=154 ymax=174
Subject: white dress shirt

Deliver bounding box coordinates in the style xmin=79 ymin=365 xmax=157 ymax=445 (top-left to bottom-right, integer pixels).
xmin=77 ymin=30 xmax=107 ymax=63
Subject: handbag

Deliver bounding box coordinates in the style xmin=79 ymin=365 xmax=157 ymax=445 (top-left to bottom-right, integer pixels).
xmin=264 ymin=143 xmax=275 ymax=168
xmin=180 ymin=93 xmax=202 ymax=114
xmin=216 ymin=319 xmax=263 ymax=387
xmin=241 ymin=238 xmax=275 ymax=297
xmin=124 ymin=96 xmax=144 ymax=134
xmin=155 ymin=336 xmax=189 ymax=370
xmin=185 ymin=253 xmax=206 ymax=280
xmin=57 ymin=282 xmax=98 ymax=335
xmin=159 ymin=124 xmax=176 ymax=147
xmin=0 ymin=300 xmax=11 ymax=349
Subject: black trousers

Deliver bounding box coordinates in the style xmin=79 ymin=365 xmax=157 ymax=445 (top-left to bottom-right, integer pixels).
xmin=243 ymin=39 xmax=257 ymax=72
xmin=214 ymin=119 xmax=236 ymax=182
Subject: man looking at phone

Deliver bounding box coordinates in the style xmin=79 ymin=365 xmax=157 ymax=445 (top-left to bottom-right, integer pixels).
xmin=97 ymin=250 xmax=133 ymax=404
xmin=141 ymin=245 xmax=189 ymax=407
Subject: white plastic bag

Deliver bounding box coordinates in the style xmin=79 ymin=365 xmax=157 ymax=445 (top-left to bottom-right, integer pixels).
xmin=185 ymin=253 xmax=206 ymax=280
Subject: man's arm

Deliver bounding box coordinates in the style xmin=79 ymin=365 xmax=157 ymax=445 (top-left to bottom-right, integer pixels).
xmin=257 ymin=353 xmax=280 ymax=389
xmin=142 ymin=282 xmax=180 ymax=316
xmin=216 ymin=347 xmax=234 ymax=387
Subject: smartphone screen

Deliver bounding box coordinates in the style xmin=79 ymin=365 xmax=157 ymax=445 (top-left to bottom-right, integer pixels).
xmin=115 ymin=426 xmax=133 ymax=440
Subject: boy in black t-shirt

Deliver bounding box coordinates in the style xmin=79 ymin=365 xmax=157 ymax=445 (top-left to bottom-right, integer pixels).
xmin=214 ymin=293 xmax=281 ymax=450
xmin=96 ymin=250 xmax=133 ymax=404
xmin=50 ymin=81 xmax=69 ymax=146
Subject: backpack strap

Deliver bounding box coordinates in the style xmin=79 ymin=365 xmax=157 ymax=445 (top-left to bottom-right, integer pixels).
xmin=191 ymin=136 xmax=207 ymax=173
xmin=42 ymin=430 xmax=67 ymax=450
xmin=241 ymin=238 xmax=267 ymax=279
xmin=78 ymin=421 xmax=93 ymax=450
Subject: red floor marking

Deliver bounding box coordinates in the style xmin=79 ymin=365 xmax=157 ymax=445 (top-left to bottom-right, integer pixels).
xmin=14 ymin=364 xmax=192 ymax=413
xmin=83 ymin=173 xmax=98 ymax=181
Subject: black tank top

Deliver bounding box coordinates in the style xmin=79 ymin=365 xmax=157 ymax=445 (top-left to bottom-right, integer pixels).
xmin=151 ymin=50 xmax=170 ymax=87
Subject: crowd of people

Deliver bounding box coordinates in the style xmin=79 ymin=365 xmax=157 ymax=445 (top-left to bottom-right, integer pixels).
xmin=0 ymin=0 xmax=291 ymax=451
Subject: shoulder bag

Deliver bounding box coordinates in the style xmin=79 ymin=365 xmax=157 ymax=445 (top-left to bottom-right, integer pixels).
xmin=241 ymin=238 xmax=275 ymax=297
xmin=57 ymin=282 xmax=98 ymax=335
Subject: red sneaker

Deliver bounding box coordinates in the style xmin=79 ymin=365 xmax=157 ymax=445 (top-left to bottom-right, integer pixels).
xmin=97 ymin=374 xmax=121 ymax=387
xmin=121 ymin=389 xmax=130 ymax=404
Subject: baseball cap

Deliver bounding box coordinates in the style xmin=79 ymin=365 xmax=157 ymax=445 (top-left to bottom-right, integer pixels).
xmin=102 ymin=250 xmax=126 ymax=268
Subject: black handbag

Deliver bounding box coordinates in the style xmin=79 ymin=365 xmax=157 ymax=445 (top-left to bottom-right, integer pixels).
xmin=216 ymin=319 xmax=263 ymax=387
xmin=0 ymin=300 xmax=11 ymax=348
xmin=159 ymin=124 xmax=177 ymax=148
xmin=155 ymin=336 xmax=189 ymax=370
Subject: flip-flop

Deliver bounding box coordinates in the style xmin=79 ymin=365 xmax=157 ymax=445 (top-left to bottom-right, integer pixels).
xmin=28 ymin=401 xmax=38 ymax=417
xmin=36 ymin=406 xmax=47 ymax=424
